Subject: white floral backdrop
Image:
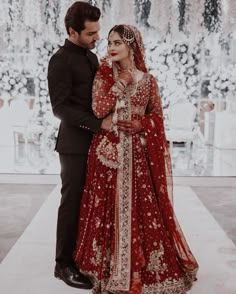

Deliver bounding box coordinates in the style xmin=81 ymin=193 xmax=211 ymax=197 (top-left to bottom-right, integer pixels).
xmin=0 ymin=0 xmax=236 ymax=140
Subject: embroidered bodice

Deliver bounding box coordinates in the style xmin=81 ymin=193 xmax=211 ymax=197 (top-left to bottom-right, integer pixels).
xmin=92 ymin=62 xmax=163 ymax=124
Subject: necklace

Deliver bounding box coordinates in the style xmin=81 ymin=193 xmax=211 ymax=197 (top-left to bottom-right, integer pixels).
xmin=120 ymin=67 xmax=139 ymax=96
xmin=126 ymin=69 xmax=139 ymax=97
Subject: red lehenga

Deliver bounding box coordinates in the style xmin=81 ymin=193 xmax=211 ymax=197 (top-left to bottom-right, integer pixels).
xmin=74 ymin=33 xmax=198 ymax=294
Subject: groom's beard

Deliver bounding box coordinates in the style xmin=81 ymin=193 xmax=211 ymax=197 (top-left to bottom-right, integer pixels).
xmin=88 ymin=41 xmax=96 ymax=49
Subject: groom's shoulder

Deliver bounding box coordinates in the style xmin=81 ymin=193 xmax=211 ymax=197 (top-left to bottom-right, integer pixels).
xmin=51 ymin=45 xmax=67 ymax=58
xmin=48 ymin=48 xmax=71 ymax=75
xmin=48 ymin=45 xmax=69 ymax=65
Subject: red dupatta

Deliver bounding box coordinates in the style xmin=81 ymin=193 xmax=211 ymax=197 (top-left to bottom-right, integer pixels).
xmin=142 ymin=113 xmax=199 ymax=281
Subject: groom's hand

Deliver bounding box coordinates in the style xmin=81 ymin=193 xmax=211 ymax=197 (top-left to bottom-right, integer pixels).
xmin=101 ymin=113 xmax=113 ymax=131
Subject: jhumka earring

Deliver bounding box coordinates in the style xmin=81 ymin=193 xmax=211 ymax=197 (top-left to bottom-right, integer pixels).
xmin=130 ymin=50 xmax=135 ymax=69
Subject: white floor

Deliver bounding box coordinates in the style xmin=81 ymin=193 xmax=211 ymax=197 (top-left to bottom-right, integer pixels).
xmin=0 ymin=185 xmax=236 ymax=294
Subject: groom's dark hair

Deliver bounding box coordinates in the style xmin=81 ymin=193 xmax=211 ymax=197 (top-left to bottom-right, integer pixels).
xmin=65 ymin=1 xmax=101 ymax=35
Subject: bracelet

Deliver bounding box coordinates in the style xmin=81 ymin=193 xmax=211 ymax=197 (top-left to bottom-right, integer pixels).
xmin=118 ymin=79 xmax=127 ymax=88
xmin=116 ymin=80 xmax=126 ymax=91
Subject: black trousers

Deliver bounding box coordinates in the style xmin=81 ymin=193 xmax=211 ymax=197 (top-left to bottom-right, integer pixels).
xmin=56 ymin=153 xmax=88 ymax=267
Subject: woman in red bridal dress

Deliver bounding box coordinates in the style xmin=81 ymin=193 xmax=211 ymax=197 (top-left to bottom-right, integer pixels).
xmin=74 ymin=24 xmax=198 ymax=294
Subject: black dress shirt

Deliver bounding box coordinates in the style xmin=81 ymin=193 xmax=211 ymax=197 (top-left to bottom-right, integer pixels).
xmin=47 ymin=39 xmax=102 ymax=154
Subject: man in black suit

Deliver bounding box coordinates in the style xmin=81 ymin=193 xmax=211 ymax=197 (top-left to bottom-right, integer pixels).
xmin=47 ymin=1 xmax=111 ymax=289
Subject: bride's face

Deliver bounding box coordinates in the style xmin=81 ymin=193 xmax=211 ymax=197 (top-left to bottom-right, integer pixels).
xmin=108 ymin=31 xmax=130 ymax=62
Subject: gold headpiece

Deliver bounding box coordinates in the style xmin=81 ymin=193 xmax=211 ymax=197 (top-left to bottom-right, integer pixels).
xmin=122 ymin=25 xmax=135 ymax=45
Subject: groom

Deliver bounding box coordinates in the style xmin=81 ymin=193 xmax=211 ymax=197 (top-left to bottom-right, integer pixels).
xmin=47 ymin=1 xmax=111 ymax=289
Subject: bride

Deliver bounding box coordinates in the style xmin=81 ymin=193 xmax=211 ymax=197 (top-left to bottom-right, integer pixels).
xmin=74 ymin=24 xmax=198 ymax=294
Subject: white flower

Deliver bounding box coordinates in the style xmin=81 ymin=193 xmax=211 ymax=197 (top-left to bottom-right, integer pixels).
xmin=215 ymin=80 xmax=221 ymax=88
xmin=11 ymin=90 xmax=17 ymax=96
xmin=39 ymin=73 xmax=46 ymax=81
xmin=9 ymin=78 xmax=16 ymax=85
xmin=188 ymin=68 xmax=194 ymax=75
xmin=3 ymin=76 xmax=9 ymax=82
xmin=40 ymin=81 xmax=46 ymax=89
xmin=22 ymin=78 xmax=27 ymax=84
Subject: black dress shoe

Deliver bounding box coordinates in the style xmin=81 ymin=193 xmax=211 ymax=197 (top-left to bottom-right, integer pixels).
xmin=54 ymin=264 xmax=93 ymax=289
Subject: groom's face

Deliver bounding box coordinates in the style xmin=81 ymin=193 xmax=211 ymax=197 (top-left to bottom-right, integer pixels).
xmin=74 ymin=20 xmax=100 ymax=49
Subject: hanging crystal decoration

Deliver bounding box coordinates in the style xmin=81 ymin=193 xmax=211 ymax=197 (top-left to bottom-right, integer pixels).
xmin=203 ymin=0 xmax=222 ymax=33
xmin=184 ymin=0 xmax=206 ymax=49
xmin=0 ymin=0 xmax=10 ymax=27
xmin=169 ymin=0 xmax=187 ymax=43
xmin=185 ymin=0 xmax=205 ymax=35
xmin=148 ymin=0 xmax=171 ymax=40
xmin=23 ymin=0 xmax=42 ymax=33
xmin=134 ymin=0 xmax=151 ymax=27
xmin=222 ymin=0 xmax=236 ymax=35
xmin=58 ymin=0 xmax=74 ymax=36
xmin=108 ymin=0 xmax=135 ymax=27
xmin=178 ymin=0 xmax=186 ymax=32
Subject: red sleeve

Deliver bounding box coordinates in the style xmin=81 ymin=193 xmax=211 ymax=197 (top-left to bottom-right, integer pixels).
xmin=92 ymin=61 xmax=125 ymax=119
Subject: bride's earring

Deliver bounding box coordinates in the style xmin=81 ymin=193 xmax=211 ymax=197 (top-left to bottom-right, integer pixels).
xmin=130 ymin=50 xmax=135 ymax=69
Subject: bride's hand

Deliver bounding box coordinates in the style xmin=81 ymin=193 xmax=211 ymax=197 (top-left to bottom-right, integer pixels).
xmin=101 ymin=113 xmax=113 ymax=130
xmin=117 ymin=119 xmax=143 ymax=135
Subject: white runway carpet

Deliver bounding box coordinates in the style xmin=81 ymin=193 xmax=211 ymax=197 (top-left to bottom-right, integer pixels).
xmin=0 ymin=185 xmax=236 ymax=294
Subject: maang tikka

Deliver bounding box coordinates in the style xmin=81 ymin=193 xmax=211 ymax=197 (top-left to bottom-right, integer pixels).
xmin=122 ymin=25 xmax=135 ymax=45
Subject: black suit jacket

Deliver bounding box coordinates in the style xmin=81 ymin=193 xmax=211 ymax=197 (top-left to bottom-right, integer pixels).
xmin=47 ymin=39 xmax=102 ymax=154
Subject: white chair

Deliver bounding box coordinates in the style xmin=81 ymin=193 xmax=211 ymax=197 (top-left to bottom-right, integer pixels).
xmin=0 ymin=98 xmax=14 ymax=146
xmin=165 ymin=99 xmax=197 ymax=156
xmin=214 ymin=111 xmax=236 ymax=149
xmin=9 ymin=99 xmax=45 ymax=154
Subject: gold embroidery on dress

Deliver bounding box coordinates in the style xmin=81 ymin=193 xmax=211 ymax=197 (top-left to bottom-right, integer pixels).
xmin=81 ymin=269 xmax=190 ymax=294
xmin=147 ymin=242 xmax=167 ymax=280
xmin=91 ymin=239 xmax=102 ymax=266
xmin=96 ymin=136 xmax=119 ymax=169
xmin=106 ymin=64 xmax=133 ymax=292
xmin=143 ymin=277 xmax=188 ymax=294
